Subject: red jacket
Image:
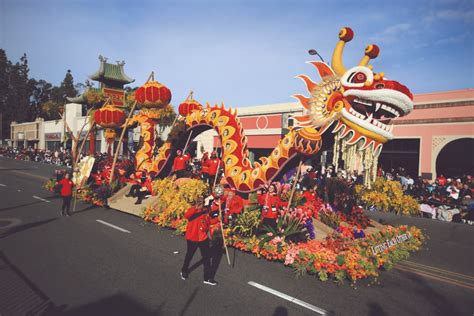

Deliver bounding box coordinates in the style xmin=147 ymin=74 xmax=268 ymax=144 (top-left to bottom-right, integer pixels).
xmin=205 ymin=158 xmax=220 ymax=176
xmin=224 ymin=195 xmax=244 ymax=215
xmin=173 ymin=156 xmax=187 ymax=171
xmin=184 ymin=206 xmax=219 ymax=242
xmin=59 ymin=178 xmax=74 ymax=197
xmin=303 ymin=191 xmax=316 ymax=204
xmin=257 ymin=193 xmax=282 ymax=219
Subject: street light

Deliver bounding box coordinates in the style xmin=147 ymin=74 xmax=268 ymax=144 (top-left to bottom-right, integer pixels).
xmin=308 ymin=49 xmax=325 ymax=63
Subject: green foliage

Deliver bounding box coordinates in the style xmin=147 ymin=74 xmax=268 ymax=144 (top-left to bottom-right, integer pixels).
xmin=232 ymin=209 xmax=261 ymax=237
xmin=259 ymin=213 xmax=306 ymax=246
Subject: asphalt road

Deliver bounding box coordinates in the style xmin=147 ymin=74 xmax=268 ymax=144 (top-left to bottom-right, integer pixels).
xmin=0 ymin=156 xmax=473 ymax=316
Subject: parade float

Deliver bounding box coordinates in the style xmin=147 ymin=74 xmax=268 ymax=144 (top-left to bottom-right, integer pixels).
xmin=45 ymin=27 xmax=425 ymax=284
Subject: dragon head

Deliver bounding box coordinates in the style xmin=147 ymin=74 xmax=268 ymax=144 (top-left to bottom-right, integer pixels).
xmin=292 ymin=27 xmax=414 ymax=185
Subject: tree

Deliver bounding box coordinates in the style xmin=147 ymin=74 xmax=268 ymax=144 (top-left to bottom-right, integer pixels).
xmin=61 ymin=69 xmax=77 ymax=99
xmin=0 ymin=49 xmax=9 ymax=139
xmin=30 ymin=79 xmax=53 ymax=118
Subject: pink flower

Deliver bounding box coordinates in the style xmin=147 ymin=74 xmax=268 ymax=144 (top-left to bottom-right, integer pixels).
xmin=267 ymin=232 xmax=273 ymax=237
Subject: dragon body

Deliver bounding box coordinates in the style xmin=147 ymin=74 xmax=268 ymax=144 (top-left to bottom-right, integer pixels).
xmin=134 ymin=27 xmax=414 ymax=192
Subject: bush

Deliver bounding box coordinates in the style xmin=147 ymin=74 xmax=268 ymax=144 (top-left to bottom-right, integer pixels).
xmin=232 ymin=209 xmax=261 ymax=237
xmin=356 ymin=177 xmax=420 ymax=215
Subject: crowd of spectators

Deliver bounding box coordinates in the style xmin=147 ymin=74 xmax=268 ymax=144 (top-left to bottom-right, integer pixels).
xmin=2 ymin=145 xmax=473 ymax=224
xmin=0 ymin=146 xmax=74 ymax=167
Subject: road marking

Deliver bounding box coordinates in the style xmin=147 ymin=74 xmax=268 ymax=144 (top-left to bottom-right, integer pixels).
xmin=248 ymin=281 xmax=327 ymax=315
xmin=32 ymin=195 xmax=50 ymax=203
xmin=0 ymin=183 xmax=6 ymax=187
xmin=96 ymin=220 xmax=131 ymax=233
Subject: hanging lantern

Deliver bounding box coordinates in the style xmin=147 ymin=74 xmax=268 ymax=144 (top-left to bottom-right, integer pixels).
xmin=178 ymin=91 xmax=202 ymax=116
xmin=135 ymin=80 xmax=171 ymax=109
xmin=94 ymin=106 xmax=126 ymax=129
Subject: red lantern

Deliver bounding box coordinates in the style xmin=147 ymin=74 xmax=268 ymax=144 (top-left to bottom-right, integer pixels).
xmin=178 ymin=92 xmax=202 ymax=116
xmin=94 ymin=106 xmax=126 ymax=129
xmin=135 ymin=81 xmax=171 ymax=108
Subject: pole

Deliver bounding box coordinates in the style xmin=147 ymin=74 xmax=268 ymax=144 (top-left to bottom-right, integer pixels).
xmin=75 ymin=122 xmax=96 ymax=167
xmin=183 ymin=130 xmax=193 ymax=153
xmin=287 ymin=159 xmax=303 ymax=211
xmin=109 ymin=101 xmax=138 ymax=185
xmin=218 ymin=200 xmax=231 ymax=266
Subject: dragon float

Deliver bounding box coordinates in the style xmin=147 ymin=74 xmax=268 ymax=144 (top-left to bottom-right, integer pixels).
xmin=131 ymin=27 xmax=413 ymax=193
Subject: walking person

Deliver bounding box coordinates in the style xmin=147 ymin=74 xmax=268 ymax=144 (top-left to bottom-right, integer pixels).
xmin=58 ymin=173 xmax=74 ymax=216
xmin=180 ymin=195 xmax=219 ymax=285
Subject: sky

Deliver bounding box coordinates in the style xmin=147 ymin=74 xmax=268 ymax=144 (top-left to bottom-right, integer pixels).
xmin=1 ymin=0 xmax=473 ymax=108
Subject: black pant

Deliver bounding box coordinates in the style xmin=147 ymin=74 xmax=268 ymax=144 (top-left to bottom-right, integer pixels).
xmin=176 ymin=169 xmax=186 ymax=179
xmin=181 ymin=239 xmax=211 ymax=280
xmin=128 ymin=184 xmax=141 ymax=197
xmin=62 ymin=196 xmax=72 ymax=214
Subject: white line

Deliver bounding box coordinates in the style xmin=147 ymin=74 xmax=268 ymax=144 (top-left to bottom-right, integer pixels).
xmin=248 ymin=281 xmax=327 ymax=315
xmin=96 ymin=219 xmax=131 ymax=233
xmin=0 ymin=183 xmax=6 ymax=187
xmin=32 ymin=195 xmax=50 ymax=203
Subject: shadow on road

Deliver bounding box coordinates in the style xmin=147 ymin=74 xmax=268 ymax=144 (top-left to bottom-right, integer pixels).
xmin=44 ymin=294 xmax=164 ymax=316
xmin=273 ymin=306 xmax=288 ymax=316
xmin=0 ymin=218 xmax=58 ymax=239
xmin=0 ymin=196 xmax=61 ymax=212
xmin=367 ymin=301 xmax=387 ymax=316
xmin=398 ymin=270 xmax=462 ymax=315
xmin=72 ymin=204 xmax=98 ymax=215
xmin=178 ymin=287 xmax=199 ymax=316
xmin=0 ymin=251 xmax=54 ymax=315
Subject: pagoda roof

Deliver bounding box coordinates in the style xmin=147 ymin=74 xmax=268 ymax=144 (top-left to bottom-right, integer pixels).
xmin=66 ymin=87 xmax=100 ymax=104
xmin=89 ymin=55 xmax=135 ymax=84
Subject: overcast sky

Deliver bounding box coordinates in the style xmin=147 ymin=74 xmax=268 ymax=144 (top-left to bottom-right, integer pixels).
xmin=1 ymin=0 xmax=473 ymax=107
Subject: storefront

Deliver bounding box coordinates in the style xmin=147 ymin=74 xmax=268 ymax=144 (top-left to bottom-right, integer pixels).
xmin=45 ymin=132 xmax=62 ymax=151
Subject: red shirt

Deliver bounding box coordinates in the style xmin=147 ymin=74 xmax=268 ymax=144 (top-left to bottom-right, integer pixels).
xmin=173 ymin=156 xmax=187 ymax=171
xmin=183 ymin=153 xmax=191 ymax=162
xmin=184 ymin=206 xmax=219 ymax=242
xmin=59 ymin=178 xmax=74 ymax=197
xmin=257 ymin=193 xmax=282 ymax=219
xmin=206 ymin=158 xmax=220 ymax=176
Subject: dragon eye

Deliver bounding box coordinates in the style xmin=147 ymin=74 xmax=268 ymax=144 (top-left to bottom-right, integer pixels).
xmin=350 ymin=72 xmax=366 ymax=84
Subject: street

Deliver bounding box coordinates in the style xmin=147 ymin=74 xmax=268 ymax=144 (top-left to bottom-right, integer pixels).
xmin=1 ymin=157 xmax=473 ymax=316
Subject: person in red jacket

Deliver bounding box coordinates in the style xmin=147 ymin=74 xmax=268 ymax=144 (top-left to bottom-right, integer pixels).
xmin=173 ymin=150 xmax=187 ymax=178
xmin=180 ymin=196 xmax=220 ymax=285
xmin=205 ymin=151 xmax=221 ymax=186
xmin=58 ymin=173 xmax=74 ymax=216
xmin=223 ymin=188 xmax=243 ymax=224
xmin=257 ymin=183 xmax=282 ymax=230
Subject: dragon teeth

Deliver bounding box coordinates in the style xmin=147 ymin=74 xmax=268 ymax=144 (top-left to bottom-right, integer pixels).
xmin=375 ymin=103 xmax=381 ymax=111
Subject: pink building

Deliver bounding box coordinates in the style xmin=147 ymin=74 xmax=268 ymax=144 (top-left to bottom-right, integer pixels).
xmin=209 ymin=89 xmax=473 ymax=180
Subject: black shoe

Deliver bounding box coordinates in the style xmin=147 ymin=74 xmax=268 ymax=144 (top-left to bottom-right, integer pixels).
xmin=135 ymin=200 xmax=142 ymax=205
xmin=203 ymin=279 xmax=217 ymax=286
xmin=180 ymin=272 xmax=188 ymax=280
xmin=125 ymin=194 xmax=132 ymax=197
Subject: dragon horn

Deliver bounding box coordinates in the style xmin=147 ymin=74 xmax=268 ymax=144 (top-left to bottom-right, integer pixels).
xmin=331 ymin=27 xmax=354 ymax=76
xmin=359 ymin=44 xmax=380 ymax=66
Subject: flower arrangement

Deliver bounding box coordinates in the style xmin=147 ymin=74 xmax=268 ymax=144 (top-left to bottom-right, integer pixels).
xmin=144 ymin=177 xmax=209 ymax=234
xmin=356 ymin=178 xmax=420 ymax=215
xmin=232 ymin=209 xmax=261 ymax=237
